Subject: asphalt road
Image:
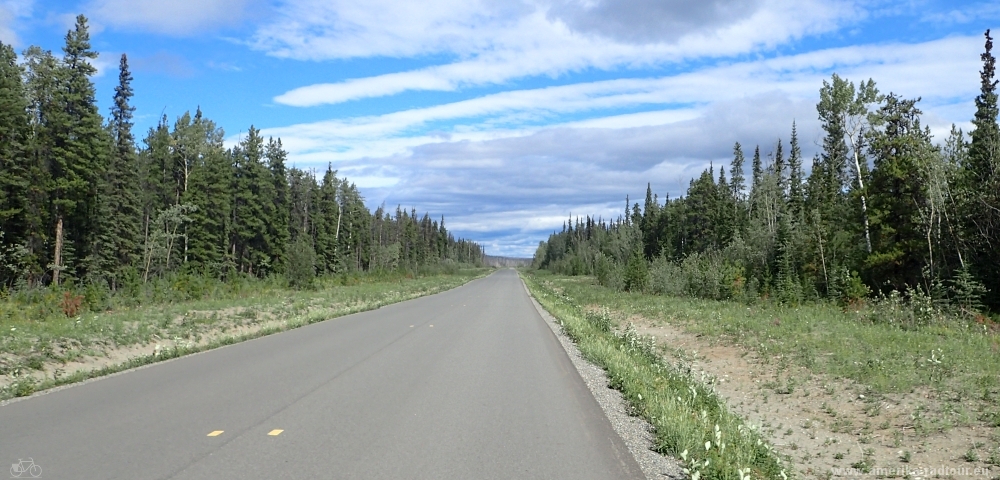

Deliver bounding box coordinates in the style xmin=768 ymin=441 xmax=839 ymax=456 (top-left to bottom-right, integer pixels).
xmin=1 ymin=269 xmax=643 ymax=479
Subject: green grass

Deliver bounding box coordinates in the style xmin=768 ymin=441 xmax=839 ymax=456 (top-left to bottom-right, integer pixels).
xmin=0 ymin=269 xmax=490 ymax=400
xmin=525 ymin=270 xmax=1000 ymax=425
xmin=521 ymin=271 xmax=787 ymax=480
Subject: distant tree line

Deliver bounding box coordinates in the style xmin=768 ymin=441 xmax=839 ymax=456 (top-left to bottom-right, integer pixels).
xmin=0 ymin=15 xmax=483 ymax=292
xmin=535 ymin=30 xmax=1000 ymax=313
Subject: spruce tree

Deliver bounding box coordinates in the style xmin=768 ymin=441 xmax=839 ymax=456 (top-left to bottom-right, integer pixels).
xmin=788 ymin=122 xmax=805 ymax=218
xmin=314 ymin=167 xmax=340 ymax=274
xmin=963 ymin=29 xmax=1000 ymax=308
xmin=774 ymin=138 xmax=785 ymax=194
xmin=22 ymin=46 xmax=58 ymax=283
xmin=266 ymin=138 xmax=290 ymax=271
xmin=101 ymin=53 xmax=142 ymax=287
xmin=641 ymin=183 xmax=658 ymax=259
xmin=230 ymin=126 xmax=276 ymax=275
xmin=49 ymin=15 xmax=110 ymax=284
xmin=751 ymin=145 xmax=763 ymax=193
xmin=183 ymin=113 xmax=231 ymax=275
xmin=730 ymin=142 xmax=746 ymax=202
xmin=0 ymin=41 xmax=30 ymax=271
xmin=968 ymin=29 xmax=999 ymax=183
xmin=866 ymin=95 xmax=935 ymax=290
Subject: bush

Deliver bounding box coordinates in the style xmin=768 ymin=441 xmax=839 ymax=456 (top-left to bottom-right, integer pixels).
xmin=622 ymin=250 xmax=649 ymax=293
xmin=594 ymin=252 xmax=623 ymax=291
xmin=649 ymin=256 xmax=684 ymax=296
xmin=285 ymin=236 xmax=317 ymax=290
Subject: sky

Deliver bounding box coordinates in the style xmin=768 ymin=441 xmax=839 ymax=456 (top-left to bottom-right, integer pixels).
xmin=1 ymin=0 xmax=997 ymax=257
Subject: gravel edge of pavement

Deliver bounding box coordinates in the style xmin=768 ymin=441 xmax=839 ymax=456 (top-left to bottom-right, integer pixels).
xmin=520 ymin=276 xmax=685 ymax=480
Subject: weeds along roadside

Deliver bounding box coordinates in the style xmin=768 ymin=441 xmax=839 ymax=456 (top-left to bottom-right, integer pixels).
xmin=530 ymin=271 xmax=1000 ymax=421
xmin=0 ymin=268 xmax=491 ymax=401
xmin=521 ymin=271 xmax=787 ymax=480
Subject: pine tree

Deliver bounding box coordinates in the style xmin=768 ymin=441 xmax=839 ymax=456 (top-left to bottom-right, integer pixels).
xmin=818 ymin=74 xmax=880 ymax=255
xmin=315 ymin=165 xmax=340 ymax=273
xmin=866 ymin=94 xmax=935 ymax=291
xmin=48 ymin=15 xmax=110 ymax=284
xmin=749 ymin=145 xmax=763 ymax=221
xmin=138 ymin=116 xmax=172 ymax=262
xmin=230 ymin=126 xmax=277 ymax=276
xmin=22 ymin=46 xmax=58 ymax=284
xmin=266 ymin=137 xmax=290 ymax=271
xmin=183 ymin=113 xmax=231 ymax=275
xmin=0 ymin=40 xmax=30 ymax=285
xmin=774 ymin=138 xmax=785 ymax=194
xmin=730 ymin=142 xmax=746 ymax=200
xmin=101 ymin=53 xmax=142 ymax=287
xmin=788 ymin=122 xmax=805 ymax=218
xmin=641 ymin=183 xmax=659 ymax=259
xmin=962 ymin=29 xmax=1000 ymax=308
xmin=716 ymin=165 xmax=734 ymax=246
xmin=968 ymin=29 xmax=999 ymax=183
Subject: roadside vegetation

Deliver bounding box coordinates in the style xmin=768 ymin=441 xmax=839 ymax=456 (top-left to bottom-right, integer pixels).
xmin=529 ymin=32 xmax=1000 ymax=478
xmin=526 ymin=270 xmax=1000 ymax=478
xmin=523 ymin=271 xmax=787 ymax=480
xmin=1 ymin=266 xmax=488 ymax=401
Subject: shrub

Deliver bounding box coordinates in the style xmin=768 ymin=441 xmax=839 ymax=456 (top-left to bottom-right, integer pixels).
xmin=650 ymin=256 xmax=684 ymax=296
xmin=623 ymin=250 xmax=649 ymax=293
xmin=594 ymin=252 xmax=623 ymax=291
xmin=285 ymin=236 xmax=317 ymax=289
xmin=60 ymin=291 xmax=84 ymax=317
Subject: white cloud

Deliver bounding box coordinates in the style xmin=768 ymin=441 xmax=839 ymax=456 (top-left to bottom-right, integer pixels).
xmin=260 ymin=0 xmax=860 ymax=105
xmin=85 ymin=0 xmax=253 ymax=35
xmin=0 ymin=0 xmax=32 ymax=45
xmin=262 ymin=35 xmax=981 ymax=167
xmin=921 ymin=2 xmax=1000 ymax=24
xmin=256 ymin=33 xmax=986 ymax=257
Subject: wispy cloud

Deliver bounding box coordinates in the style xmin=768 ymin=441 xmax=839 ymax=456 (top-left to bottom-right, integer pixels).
xmin=0 ymin=0 xmax=32 ymax=45
xmin=262 ymin=35 xmax=980 ymax=164
xmin=131 ymin=51 xmax=197 ymax=78
xmin=85 ymin=0 xmax=254 ymax=35
xmin=921 ymin=1 xmax=1000 ymax=24
xmin=257 ymin=33 xmax=984 ymax=256
xmin=261 ymin=0 xmax=860 ymax=106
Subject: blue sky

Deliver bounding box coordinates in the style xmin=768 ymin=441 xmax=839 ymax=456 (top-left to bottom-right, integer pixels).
xmin=2 ymin=0 xmax=997 ymax=257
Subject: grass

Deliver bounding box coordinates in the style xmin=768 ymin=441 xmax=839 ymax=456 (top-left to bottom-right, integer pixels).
xmin=525 ymin=270 xmax=1000 ymax=414
xmin=0 ymin=268 xmax=490 ymax=401
xmin=521 ymin=271 xmax=787 ymax=480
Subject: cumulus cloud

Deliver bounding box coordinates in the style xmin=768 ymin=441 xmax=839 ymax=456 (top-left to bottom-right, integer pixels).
xmin=85 ymin=0 xmax=254 ymax=35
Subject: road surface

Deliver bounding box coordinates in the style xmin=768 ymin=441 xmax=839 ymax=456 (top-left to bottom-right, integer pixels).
xmin=1 ymin=269 xmax=643 ymax=479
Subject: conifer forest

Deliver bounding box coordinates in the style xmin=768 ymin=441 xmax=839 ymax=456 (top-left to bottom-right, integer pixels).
xmin=0 ymin=16 xmax=484 ymax=295
xmin=536 ymin=30 xmax=1000 ymax=315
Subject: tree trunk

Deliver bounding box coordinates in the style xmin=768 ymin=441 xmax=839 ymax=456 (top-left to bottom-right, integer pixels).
xmin=52 ymin=216 xmax=63 ymax=286
xmin=848 ymin=134 xmax=873 ymax=254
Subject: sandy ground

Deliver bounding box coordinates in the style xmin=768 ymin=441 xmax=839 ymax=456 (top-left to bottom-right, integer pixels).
xmin=622 ymin=311 xmax=998 ymax=479
xmin=0 ymin=307 xmax=304 ymax=391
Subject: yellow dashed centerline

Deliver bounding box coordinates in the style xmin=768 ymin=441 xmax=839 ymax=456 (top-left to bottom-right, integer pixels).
xmin=207 ymin=430 xmax=224 ymax=437
xmin=268 ymin=429 xmax=284 ymax=436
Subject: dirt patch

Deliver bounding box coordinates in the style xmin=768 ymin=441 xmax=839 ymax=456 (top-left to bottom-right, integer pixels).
xmin=606 ymin=309 xmax=998 ymax=479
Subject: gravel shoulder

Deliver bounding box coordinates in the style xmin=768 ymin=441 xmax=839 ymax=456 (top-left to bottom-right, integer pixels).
xmin=521 ymin=277 xmax=685 ymax=480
